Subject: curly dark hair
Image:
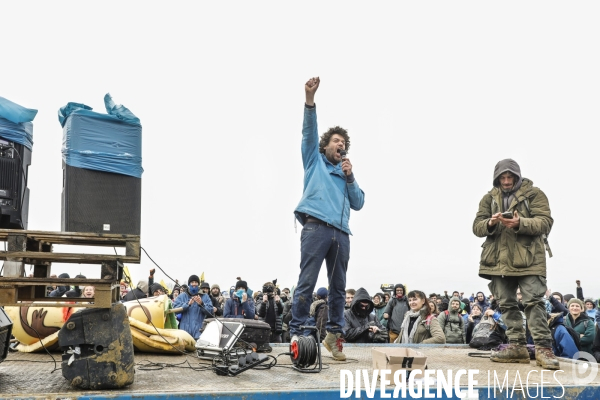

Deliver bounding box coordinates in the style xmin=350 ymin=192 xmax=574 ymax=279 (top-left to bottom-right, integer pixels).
xmin=319 ymin=126 xmax=350 ymax=154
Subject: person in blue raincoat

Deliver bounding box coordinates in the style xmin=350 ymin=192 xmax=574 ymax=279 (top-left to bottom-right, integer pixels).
xmin=173 ymin=274 xmax=213 ymax=340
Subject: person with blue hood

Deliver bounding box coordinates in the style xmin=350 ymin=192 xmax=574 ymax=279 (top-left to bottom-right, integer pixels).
xmin=223 ymin=279 xmax=255 ymax=320
xmin=172 ymin=274 xmax=213 ymax=340
xmin=383 ymin=283 xmax=409 ymax=343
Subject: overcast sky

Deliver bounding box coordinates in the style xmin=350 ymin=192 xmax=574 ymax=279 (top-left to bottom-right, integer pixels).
xmin=2 ymin=2 xmax=599 ymax=299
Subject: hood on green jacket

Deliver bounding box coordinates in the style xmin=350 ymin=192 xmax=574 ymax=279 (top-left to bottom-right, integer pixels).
xmin=493 ymin=158 xmax=522 ymax=189
xmin=473 ymin=177 xmax=553 ymax=279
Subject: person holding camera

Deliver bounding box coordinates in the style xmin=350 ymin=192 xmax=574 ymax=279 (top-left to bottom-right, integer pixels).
xmin=343 ymin=287 xmax=387 ymax=343
xmin=289 ymin=77 xmax=365 ymax=361
xmin=257 ymin=281 xmax=284 ymax=343
xmin=473 ymin=158 xmax=557 ymax=369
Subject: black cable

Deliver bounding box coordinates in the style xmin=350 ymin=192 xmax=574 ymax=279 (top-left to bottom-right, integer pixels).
xmin=140 ymin=246 xmax=254 ymax=351
xmin=122 ymin=273 xmax=195 ymax=357
xmin=135 ymin=358 xmax=213 ymax=371
xmin=129 ymin=248 xmax=252 ymax=361
xmin=18 ymin=308 xmax=60 ymax=372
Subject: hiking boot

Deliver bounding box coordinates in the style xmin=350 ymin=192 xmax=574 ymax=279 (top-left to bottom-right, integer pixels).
xmin=490 ymin=344 xmax=530 ymax=364
xmin=535 ymin=347 xmax=560 ymax=370
xmin=322 ymin=332 xmax=346 ymax=361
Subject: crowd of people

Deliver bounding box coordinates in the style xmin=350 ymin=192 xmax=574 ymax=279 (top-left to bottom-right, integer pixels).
xmin=116 ymin=266 xmax=600 ymax=365
xmin=45 ymin=272 xmax=95 ymax=300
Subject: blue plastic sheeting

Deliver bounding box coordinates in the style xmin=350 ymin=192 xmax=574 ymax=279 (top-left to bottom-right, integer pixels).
xmin=59 ymin=94 xmax=143 ymax=178
xmin=0 ymin=96 xmax=38 ymax=124
xmin=0 ymin=96 xmax=36 ymax=150
xmin=0 ymin=117 xmax=34 ymax=150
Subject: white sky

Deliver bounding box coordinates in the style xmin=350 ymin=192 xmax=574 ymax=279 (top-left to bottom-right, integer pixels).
xmin=2 ymin=1 xmax=599 ymax=299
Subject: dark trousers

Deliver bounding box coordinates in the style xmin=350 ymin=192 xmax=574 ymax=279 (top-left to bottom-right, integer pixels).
xmin=290 ymin=222 xmax=349 ymax=336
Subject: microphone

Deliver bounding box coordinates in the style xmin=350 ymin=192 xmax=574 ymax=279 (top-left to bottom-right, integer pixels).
xmin=338 ymin=149 xmax=347 ymax=159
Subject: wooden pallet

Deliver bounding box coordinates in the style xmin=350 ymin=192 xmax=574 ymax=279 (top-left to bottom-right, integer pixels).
xmin=0 ymin=228 xmax=140 ymax=308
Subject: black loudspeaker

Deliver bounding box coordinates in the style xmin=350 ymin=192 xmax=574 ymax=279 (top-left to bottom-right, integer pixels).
xmin=58 ymin=303 xmax=135 ymax=389
xmin=0 ymin=307 xmax=13 ymax=363
xmin=61 ymin=163 xmax=141 ymax=235
xmin=0 ymin=138 xmax=30 ymax=229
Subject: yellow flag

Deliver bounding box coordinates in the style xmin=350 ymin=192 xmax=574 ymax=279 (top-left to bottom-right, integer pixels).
xmin=123 ymin=265 xmax=133 ymax=285
xmin=159 ymin=279 xmax=169 ymax=294
xmin=200 ymin=272 xmax=205 ymax=283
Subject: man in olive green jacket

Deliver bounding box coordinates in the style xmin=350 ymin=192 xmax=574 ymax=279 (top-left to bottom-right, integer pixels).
xmin=473 ymin=159 xmax=559 ymax=370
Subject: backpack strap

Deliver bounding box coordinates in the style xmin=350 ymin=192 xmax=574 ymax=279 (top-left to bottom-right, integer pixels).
xmin=522 ymin=197 xmax=553 ymax=258
xmin=425 ymin=314 xmax=435 ymax=330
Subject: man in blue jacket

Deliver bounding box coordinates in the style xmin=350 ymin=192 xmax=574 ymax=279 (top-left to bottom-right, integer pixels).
xmin=223 ymin=280 xmax=256 ymax=320
xmin=290 ymin=77 xmax=365 ymax=361
xmin=172 ymin=274 xmax=213 ymax=340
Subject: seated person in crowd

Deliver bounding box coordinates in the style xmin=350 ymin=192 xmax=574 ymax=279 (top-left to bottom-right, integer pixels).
xmin=394 ymin=290 xmax=445 ymax=344
xmin=439 ymin=296 xmax=465 ymax=344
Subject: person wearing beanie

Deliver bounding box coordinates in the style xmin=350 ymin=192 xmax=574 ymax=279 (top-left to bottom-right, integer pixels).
xmin=565 ymin=298 xmax=595 ymax=353
xmin=223 ymin=279 xmax=255 ymax=319
xmin=149 ymin=283 xmax=165 ymax=297
xmin=209 ymin=284 xmax=225 ymax=309
xmin=257 ymin=281 xmax=284 ymax=343
xmin=65 ymin=274 xmax=87 ymax=298
xmin=122 ymin=280 xmax=149 ymax=302
xmin=200 ymin=282 xmax=223 ymax=316
xmin=302 ymin=287 xmax=329 ymax=341
xmin=573 ymin=279 xmax=597 ymax=320
xmin=383 ymin=283 xmax=409 ymax=343
xmin=473 ymin=158 xmax=558 ymax=369
xmin=200 ymin=281 xmax=210 ymax=292
xmin=584 ymin=299 xmax=597 ymax=320
xmin=290 ymin=77 xmax=366 ymax=361
xmin=344 ymin=288 xmax=387 ymax=343
xmin=172 ymin=274 xmax=213 ymax=340
xmin=48 ymin=273 xmax=71 ymax=297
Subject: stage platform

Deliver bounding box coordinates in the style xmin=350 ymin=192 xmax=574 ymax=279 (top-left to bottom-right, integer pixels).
xmin=1 ymin=343 xmax=599 ymax=399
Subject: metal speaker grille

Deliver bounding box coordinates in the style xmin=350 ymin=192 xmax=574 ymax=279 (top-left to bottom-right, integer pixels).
xmin=62 ymin=165 xmax=141 ymax=235
xmin=0 ymin=141 xmax=30 ymax=229
xmin=0 ymin=157 xmax=19 ymax=200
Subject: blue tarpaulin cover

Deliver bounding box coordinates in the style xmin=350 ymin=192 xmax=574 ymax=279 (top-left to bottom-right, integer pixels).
xmin=59 ymin=94 xmax=143 ymax=178
xmin=0 ymin=96 xmax=37 ymax=150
